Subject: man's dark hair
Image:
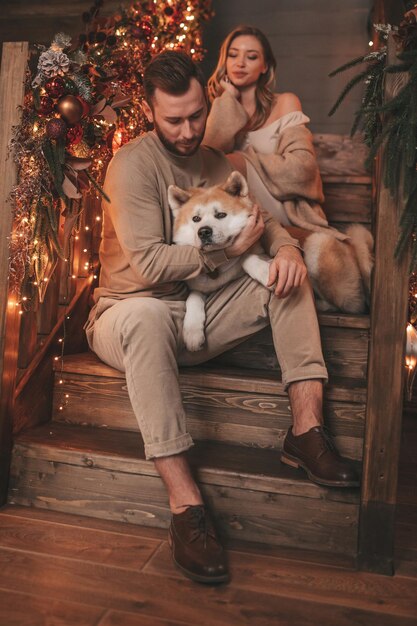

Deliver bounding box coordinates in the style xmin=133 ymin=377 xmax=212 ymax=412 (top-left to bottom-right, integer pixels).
xmin=143 ymin=50 xmax=206 ymax=106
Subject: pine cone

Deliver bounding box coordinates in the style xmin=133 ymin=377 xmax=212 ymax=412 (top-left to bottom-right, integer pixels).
xmin=38 ymin=50 xmax=70 ymax=80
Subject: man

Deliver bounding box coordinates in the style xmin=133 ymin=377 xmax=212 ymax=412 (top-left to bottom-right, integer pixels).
xmin=85 ymin=50 xmax=359 ymax=585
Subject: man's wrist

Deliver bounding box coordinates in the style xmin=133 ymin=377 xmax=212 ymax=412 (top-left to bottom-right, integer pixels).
xmin=275 ymin=243 xmax=303 ymax=257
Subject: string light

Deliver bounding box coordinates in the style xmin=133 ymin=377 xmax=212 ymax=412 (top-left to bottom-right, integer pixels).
xmin=8 ymin=1 xmax=213 ymax=415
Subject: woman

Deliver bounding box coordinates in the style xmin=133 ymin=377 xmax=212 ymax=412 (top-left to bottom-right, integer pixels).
xmin=204 ymin=26 xmax=373 ymax=313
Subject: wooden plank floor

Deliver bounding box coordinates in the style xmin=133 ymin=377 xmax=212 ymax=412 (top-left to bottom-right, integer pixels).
xmin=0 ymin=504 xmax=415 ymax=626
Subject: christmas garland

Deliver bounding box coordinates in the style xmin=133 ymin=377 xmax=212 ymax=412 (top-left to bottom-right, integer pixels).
xmin=9 ymin=0 xmax=213 ymax=303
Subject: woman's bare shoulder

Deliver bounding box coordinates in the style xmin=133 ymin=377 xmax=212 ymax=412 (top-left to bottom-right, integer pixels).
xmin=273 ymin=92 xmax=302 ymax=115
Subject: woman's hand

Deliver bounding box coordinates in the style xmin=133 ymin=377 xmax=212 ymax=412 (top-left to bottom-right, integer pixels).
xmin=267 ymin=245 xmax=307 ymax=298
xmin=226 ymin=205 xmax=264 ymax=257
xmin=220 ymin=77 xmax=241 ymax=100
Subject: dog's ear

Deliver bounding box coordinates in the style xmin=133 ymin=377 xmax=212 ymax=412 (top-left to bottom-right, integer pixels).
xmin=167 ymin=185 xmax=192 ymax=215
xmin=222 ymin=171 xmax=248 ymax=198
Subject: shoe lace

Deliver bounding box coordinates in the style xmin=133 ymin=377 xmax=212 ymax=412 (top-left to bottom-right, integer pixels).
xmin=318 ymin=426 xmax=338 ymax=457
xmin=183 ymin=505 xmax=215 ymax=547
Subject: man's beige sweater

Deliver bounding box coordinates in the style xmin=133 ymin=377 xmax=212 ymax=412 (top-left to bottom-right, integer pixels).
xmin=92 ymin=131 xmax=299 ymax=306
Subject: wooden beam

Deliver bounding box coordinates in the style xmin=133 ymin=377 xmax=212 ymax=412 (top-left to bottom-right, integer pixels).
xmin=0 ymin=42 xmax=28 ymax=505
xmin=358 ymin=35 xmax=410 ymax=575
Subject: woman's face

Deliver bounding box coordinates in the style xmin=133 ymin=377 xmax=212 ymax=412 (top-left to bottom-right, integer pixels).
xmin=225 ymin=35 xmax=267 ymax=89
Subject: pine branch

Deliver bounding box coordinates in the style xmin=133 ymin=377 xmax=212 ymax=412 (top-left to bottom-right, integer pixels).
xmin=328 ymin=54 xmax=368 ymax=78
xmin=328 ymin=68 xmax=370 ymax=117
xmin=84 ymin=169 xmax=110 ymax=202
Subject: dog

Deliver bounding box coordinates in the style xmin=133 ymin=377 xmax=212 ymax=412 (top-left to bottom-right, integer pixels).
xmin=168 ymin=170 xmax=272 ymax=351
xmin=302 ymin=225 xmax=373 ymax=313
xmin=169 ymin=171 xmax=374 ymax=351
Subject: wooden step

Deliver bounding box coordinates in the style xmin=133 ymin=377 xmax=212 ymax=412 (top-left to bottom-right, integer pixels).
xmin=314 ymin=133 xmax=372 ymax=227
xmin=52 ymin=352 xmax=366 ymax=460
xmin=211 ymin=313 xmax=370 ymax=382
xmin=8 ymin=422 xmax=360 ymax=557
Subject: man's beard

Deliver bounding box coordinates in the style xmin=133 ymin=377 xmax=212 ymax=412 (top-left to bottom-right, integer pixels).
xmin=153 ymin=121 xmax=205 ymax=157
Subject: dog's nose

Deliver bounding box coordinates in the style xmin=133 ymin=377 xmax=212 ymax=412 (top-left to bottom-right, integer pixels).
xmin=198 ymin=226 xmax=213 ymax=243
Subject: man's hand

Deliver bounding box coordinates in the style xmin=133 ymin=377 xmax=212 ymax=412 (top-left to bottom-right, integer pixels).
xmin=226 ymin=205 xmax=264 ymax=258
xmin=268 ymin=245 xmax=307 ymax=298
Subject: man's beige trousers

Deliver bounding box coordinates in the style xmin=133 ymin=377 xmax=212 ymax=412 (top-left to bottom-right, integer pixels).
xmin=86 ymin=275 xmax=328 ymax=459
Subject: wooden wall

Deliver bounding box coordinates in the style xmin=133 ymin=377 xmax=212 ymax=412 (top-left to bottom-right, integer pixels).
xmin=0 ymin=1 xmax=404 ymax=134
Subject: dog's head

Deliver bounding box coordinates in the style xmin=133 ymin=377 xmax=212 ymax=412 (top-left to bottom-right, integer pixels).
xmin=168 ymin=171 xmax=253 ymax=250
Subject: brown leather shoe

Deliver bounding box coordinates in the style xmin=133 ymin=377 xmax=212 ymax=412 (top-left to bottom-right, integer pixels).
xmin=281 ymin=426 xmax=360 ymax=488
xmin=169 ymin=505 xmax=229 ymax=584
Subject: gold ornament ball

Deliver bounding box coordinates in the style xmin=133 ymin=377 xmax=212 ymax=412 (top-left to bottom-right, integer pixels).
xmin=57 ymin=95 xmax=83 ymax=125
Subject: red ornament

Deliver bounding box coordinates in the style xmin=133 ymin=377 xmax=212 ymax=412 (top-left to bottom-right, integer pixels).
xmin=66 ymin=124 xmax=84 ymax=146
xmin=46 ymin=118 xmax=67 ymax=140
xmin=37 ymin=95 xmax=54 ymax=116
xmin=44 ymin=76 xmax=66 ymax=99
xmin=57 ymin=95 xmax=83 ymax=125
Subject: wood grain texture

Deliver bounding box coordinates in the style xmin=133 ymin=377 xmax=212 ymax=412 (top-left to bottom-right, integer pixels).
xmin=0 ymin=503 xmax=415 ymax=626
xmin=8 ymin=422 xmax=359 ymax=554
xmin=361 ymin=36 xmax=410 ymax=506
xmin=13 ymin=352 xmax=53 ymax=436
xmin=0 ymin=42 xmax=29 ymax=505
xmin=1 ymin=544 xmax=414 ymax=626
xmin=144 ymin=542 xmax=417 ymax=619
xmin=17 ymin=310 xmax=38 ymax=370
xmin=210 ymin=325 xmax=369 ymax=381
xmin=14 ymin=276 xmax=92 ymax=400
xmin=323 ymin=182 xmax=372 ymax=225
xmin=9 ymin=458 xmax=358 ymax=555
xmin=313 ymin=134 xmax=370 ymax=177
xmin=51 ymin=371 xmax=365 ymax=459
xmin=0 ymin=513 xmax=161 ymax=569
xmin=358 ymin=34 xmax=410 ymax=574
xmin=9 ymin=423 xmax=359 ymax=503
xmin=37 ymin=267 xmax=61 ymax=335
xmin=0 ymin=588 xmax=105 ymax=626
xmin=99 ymin=612 xmax=208 ymax=626
xmin=56 ymin=351 xmax=368 ymax=402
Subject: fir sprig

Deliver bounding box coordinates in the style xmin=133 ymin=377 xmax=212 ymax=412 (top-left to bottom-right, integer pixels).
xmin=329 ymin=32 xmax=417 ymax=269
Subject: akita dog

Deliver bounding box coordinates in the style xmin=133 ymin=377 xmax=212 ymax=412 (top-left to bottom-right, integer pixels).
xmin=169 ymin=171 xmax=374 ymax=352
xmin=302 ymin=225 xmax=373 ymax=313
xmin=168 ymin=170 xmax=272 ymax=351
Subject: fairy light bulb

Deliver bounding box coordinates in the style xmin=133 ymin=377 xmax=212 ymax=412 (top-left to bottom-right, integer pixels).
xmin=406 ymin=324 xmax=417 ymax=369
xmin=405 ymin=323 xmax=417 ymax=400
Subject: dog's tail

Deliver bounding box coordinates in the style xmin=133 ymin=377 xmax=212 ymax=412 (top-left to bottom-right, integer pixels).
xmin=345 ymin=224 xmax=374 ymax=306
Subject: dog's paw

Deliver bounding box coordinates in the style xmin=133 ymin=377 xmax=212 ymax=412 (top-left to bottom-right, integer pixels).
xmin=241 ymin=255 xmax=273 ymax=289
xmin=183 ymin=326 xmax=206 ymax=352
xmin=259 ymin=260 xmax=274 ymax=290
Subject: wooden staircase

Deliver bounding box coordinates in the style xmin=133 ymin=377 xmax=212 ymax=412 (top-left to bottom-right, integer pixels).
xmin=6 ymin=134 xmax=373 ymax=562
xmin=8 ymin=306 xmax=367 ymax=559
xmin=0 ymin=18 xmax=411 ymax=576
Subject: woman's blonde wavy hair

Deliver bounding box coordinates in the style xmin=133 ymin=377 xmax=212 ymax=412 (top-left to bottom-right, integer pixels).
xmin=207 ymin=25 xmax=276 ymax=131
